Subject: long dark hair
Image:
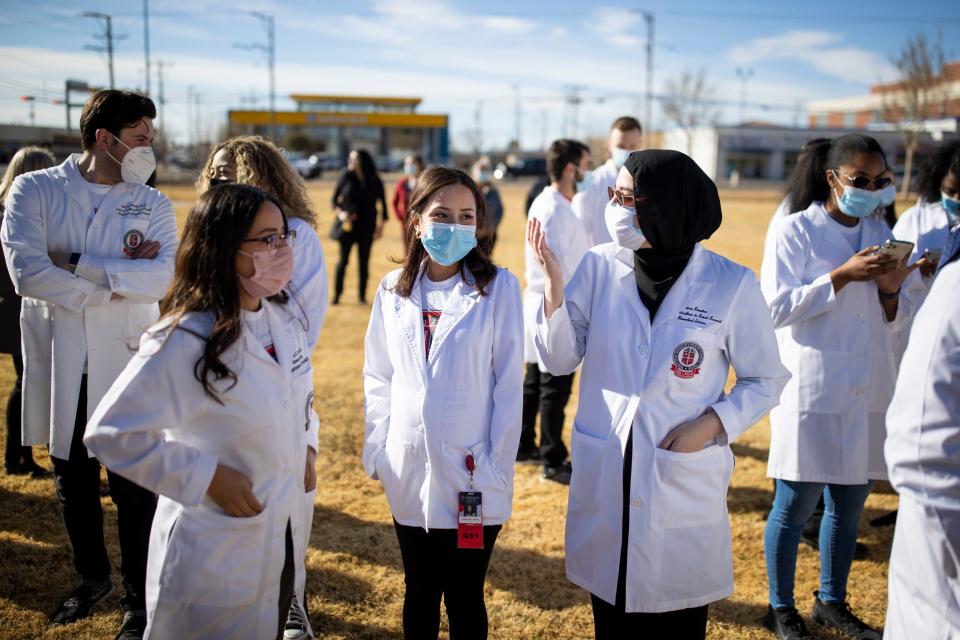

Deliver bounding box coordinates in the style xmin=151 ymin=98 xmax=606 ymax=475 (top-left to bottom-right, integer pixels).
xmin=782 ymin=138 xmax=831 ymax=214
xmin=354 ymin=149 xmax=384 ymax=197
xmin=916 ymin=139 xmax=960 ymax=204
xmin=160 ymin=184 xmax=287 ymax=402
xmin=392 ymin=166 xmax=497 ymax=298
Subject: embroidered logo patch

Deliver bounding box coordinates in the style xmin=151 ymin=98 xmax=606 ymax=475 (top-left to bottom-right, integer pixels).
xmin=671 ymin=341 xmax=704 ymax=379
xmin=122 ymin=229 xmax=145 ymax=257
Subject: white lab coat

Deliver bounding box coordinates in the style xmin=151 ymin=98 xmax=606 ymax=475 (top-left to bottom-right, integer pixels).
xmin=572 ymin=159 xmax=619 ymax=247
xmin=535 ymin=244 xmax=789 ymax=612
xmin=0 ymin=155 xmax=177 ymax=459
xmin=287 ymin=217 xmax=328 ymax=351
xmin=891 ymin=198 xmax=953 ymax=360
xmin=363 ymin=267 xmax=523 ymax=530
xmin=760 ymin=202 xmax=916 ymax=484
xmin=84 ymin=301 xmax=319 ymax=639
xmin=884 ymin=257 xmax=960 ymax=639
xmin=524 ymin=186 xmax=589 ymax=364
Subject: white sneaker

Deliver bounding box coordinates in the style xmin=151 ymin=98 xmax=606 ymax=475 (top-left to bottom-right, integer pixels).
xmin=283 ymin=594 xmax=310 ymax=640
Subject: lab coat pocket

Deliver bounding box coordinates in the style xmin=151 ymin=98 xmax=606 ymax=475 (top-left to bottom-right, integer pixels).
xmin=652 ymin=444 xmax=733 ymax=530
xmin=442 ymin=441 xmax=510 ymax=522
xmin=569 ymin=424 xmax=609 ymax=512
xmin=797 ymin=348 xmax=849 ymax=413
xmin=379 ymin=439 xmax=422 ymax=522
xmin=164 ymin=505 xmax=270 ymax=607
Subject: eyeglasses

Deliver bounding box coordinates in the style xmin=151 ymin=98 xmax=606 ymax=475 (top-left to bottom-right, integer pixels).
xmin=834 ymin=170 xmax=893 ymax=191
xmin=607 ymin=186 xmax=641 ymax=208
xmin=241 ymin=229 xmax=296 ymax=251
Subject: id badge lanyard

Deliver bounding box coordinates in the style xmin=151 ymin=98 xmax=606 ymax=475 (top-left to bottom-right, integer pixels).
xmin=457 ymin=450 xmax=483 ymax=549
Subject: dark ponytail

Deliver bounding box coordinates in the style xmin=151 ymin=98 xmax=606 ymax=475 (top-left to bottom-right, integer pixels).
xmin=782 ymin=138 xmax=832 ymax=213
xmin=916 ymin=139 xmax=960 ymax=204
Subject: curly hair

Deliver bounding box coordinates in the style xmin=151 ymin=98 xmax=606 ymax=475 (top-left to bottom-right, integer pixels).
xmin=915 ymin=139 xmax=960 ymax=204
xmin=196 ymin=135 xmax=317 ymax=228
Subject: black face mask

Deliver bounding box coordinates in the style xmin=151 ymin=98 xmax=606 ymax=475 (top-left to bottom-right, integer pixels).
xmin=209 ymin=177 xmax=232 ymax=188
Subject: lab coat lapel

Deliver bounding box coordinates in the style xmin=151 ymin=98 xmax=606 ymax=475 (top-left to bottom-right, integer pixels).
xmin=809 ymin=204 xmax=860 ymax=259
xmin=613 ymin=247 xmax=651 ymax=335
xmin=651 ymin=244 xmax=712 ymax=331
xmin=264 ymin=303 xmax=293 ymax=386
xmin=61 ymin=155 xmax=93 ymax=215
xmin=391 ymin=271 xmax=428 ymax=382
xmin=427 ymin=278 xmax=480 ymax=366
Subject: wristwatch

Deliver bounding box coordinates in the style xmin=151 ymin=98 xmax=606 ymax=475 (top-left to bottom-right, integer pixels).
xmin=67 ymin=252 xmax=81 ymax=274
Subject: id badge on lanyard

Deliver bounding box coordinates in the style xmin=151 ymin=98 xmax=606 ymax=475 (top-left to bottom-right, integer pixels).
xmin=457 ymin=452 xmax=483 ymax=549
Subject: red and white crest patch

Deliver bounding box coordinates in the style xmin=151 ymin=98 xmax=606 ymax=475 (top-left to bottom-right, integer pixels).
xmin=671 ymin=341 xmax=704 ymax=379
xmin=122 ymin=229 xmax=145 ymax=257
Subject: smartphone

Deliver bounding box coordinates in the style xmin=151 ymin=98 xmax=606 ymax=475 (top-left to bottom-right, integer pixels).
xmin=876 ymin=239 xmax=914 ymax=262
xmin=923 ymin=248 xmax=943 ymax=263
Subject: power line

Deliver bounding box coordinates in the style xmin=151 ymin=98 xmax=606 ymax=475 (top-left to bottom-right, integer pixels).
xmin=83 ymin=11 xmax=126 ymax=90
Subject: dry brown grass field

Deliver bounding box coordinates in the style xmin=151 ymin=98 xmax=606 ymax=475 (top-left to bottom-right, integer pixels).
xmin=0 ymin=178 xmax=903 ymax=639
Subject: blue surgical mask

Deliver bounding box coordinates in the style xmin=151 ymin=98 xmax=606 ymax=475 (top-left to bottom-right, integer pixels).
xmin=421 ymin=222 xmax=477 ymax=266
xmin=942 ymin=192 xmax=960 ymax=223
xmin=877 ymin=184 xmax=896 ymax=207
xmin=575 ymin=168 xmax=593 ymax=193
xmin=477 ymin=170 xmax=492 ymax=183
xmin=404 ymin=164 xmax=417 ymax=176
xmin=831 ymin=171 xmax=881 ymax=218
xmin=611 ymin=148 xmax=632 ymax=168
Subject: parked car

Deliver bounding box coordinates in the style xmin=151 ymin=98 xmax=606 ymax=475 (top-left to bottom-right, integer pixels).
xmin=494 ymin=157 xmax=547 ymax=180
xmin=286 ymin=151 xmax=322 ymax=179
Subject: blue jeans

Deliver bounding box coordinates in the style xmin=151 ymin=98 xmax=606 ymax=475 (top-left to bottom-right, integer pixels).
xmin=764 ymin=479 xmax=873 ymax=609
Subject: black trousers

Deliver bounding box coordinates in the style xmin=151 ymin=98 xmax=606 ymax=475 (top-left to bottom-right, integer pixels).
xmin=591 ymin=595 xmax=708 ymax=639
xmin=520 ymin=363 xmax=573 ymax=466
xmin=276 ymin=519 xmax=295 ymax=640
xmin=393 ymin=521 xmax=501 ymax=640
xmin=50 ymin=376 xmax=157 ymax=608
xmin=334 ymin=231 xmax=374 ymax=302
xmin=4 ymin=353 xmax=33 ymax=468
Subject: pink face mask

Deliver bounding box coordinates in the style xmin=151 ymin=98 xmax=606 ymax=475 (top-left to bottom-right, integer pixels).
xmin=237 ymin=244 xmax=293 ymax=299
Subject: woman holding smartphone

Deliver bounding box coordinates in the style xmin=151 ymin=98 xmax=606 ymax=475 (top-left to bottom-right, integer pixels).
xmin=760 ymin=134 xmax=919 ymax=640
xmin=363 ymin=166 xmax=522 ymax=640
xmin=84 ymin=185 xmax=318 ymax=638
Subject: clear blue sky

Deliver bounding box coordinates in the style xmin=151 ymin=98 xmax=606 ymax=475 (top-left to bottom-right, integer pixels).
xmin=0 ymin=0 xmax=957 ymax=151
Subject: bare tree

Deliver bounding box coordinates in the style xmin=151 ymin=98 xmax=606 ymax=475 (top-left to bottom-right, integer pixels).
xmin=883 ymin=34 xmax=948 ymax=195
xmin=662 ymin=69 xmax=720 ymax=155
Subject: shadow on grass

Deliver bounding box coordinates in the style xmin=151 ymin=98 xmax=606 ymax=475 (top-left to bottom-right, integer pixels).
xmin=0 ymin=486 xmax=67 ymax=546
xmin=730 ymin=442 xmax=770 ymax=464
xmin=312 ymin=611 xmax=403 ymax=639
xmin=310 ymin=505 xmax=585 ymax=610
xmin=728 ymin=484 xmax=774 ymax=515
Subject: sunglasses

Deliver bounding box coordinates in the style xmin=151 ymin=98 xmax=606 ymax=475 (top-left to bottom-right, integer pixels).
xmin=834 ymin=170 xmax=892 ymax=191
xmin=608 ymin=186 xmax=640 ymax=207
xmin=241 ymin=229 xmax=297 ymax=251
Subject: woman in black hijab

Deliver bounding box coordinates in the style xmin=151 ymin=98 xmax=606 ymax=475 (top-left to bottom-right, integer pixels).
xmin=528 ymin=150 xmax=789 ymax=639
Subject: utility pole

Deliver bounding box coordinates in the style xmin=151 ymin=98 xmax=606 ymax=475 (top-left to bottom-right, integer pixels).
xmin=155 ymin=61 xmax=170 ymax=127
xmin=186 ymin=85 xmax=195 ymax=149
xmin=236 ymin=12 xmax=276 ymax=142
xmin=564 ymin=86 xmax=582 ymax=138
xmin=83 ymin=12 xmax=125 ymax=90
xmin=512 ymin=84 xmax=522 ymax=152
xmin=473 ymin=101 xmax=483 ymax=154
xmin=735 ymin=67 xmax=754 ymax=125
xmin=643 ymin=11 xmax=654 ymax=148
xmin=20 ymin=96 xmax=36 ymax=126
xmin=143 ymin=0 xmax=151 ymax=95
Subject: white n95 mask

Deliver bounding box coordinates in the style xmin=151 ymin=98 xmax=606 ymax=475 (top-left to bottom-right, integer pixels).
xmin=109 ymin=134 xmax=157 ymax=185
xmin=604 ymin=200 xmax=647 ymax=250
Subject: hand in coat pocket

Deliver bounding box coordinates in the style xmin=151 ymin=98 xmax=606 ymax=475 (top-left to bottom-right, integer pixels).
xmin=659 ymin=409 xmax=724 ymax=453
xmin=207 ymin=463 xmax=264 ymax=517
xmin=304 ymin=447 xmax=317 ymax=492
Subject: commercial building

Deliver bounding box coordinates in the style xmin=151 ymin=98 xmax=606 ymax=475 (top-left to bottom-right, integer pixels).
xmin=662 ymin=124 xmax=930 ymax=183
xmin=807 ymin=61 xmax=960 ymax=129
xmin=227 ymin=94 xmax=449 ymax=167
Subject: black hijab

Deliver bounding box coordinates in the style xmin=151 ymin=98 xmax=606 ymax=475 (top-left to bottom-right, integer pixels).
xmin=623 ymin=150 xmax=723 ymax=317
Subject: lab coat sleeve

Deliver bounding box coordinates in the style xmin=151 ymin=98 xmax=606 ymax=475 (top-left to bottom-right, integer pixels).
xmin=711 ymin=272 xmax=791 ymax=444
xmin=83 ymin=328 xmax=219 ymax=507
xmin=74 ymin=193 xmax=178 ymax=302
xmin=542 ymin=209 xmax=587 ymax=283
xmin=763 ymin=221 xmax=839 ymax=328
xmin=362 ymin=284 xmax=393 ymax=479
xmin=1 ymin=175 xmax=112 ymax=311
xmin=488 ymin=272 xmax=523 ymax=484
xmin=534 ymin=252 xmax=593 ymax=375
xmin=289 ymin=223 xmax=328 ymax=351
xmin=306 ymin=408 xmax=320 ymax=455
